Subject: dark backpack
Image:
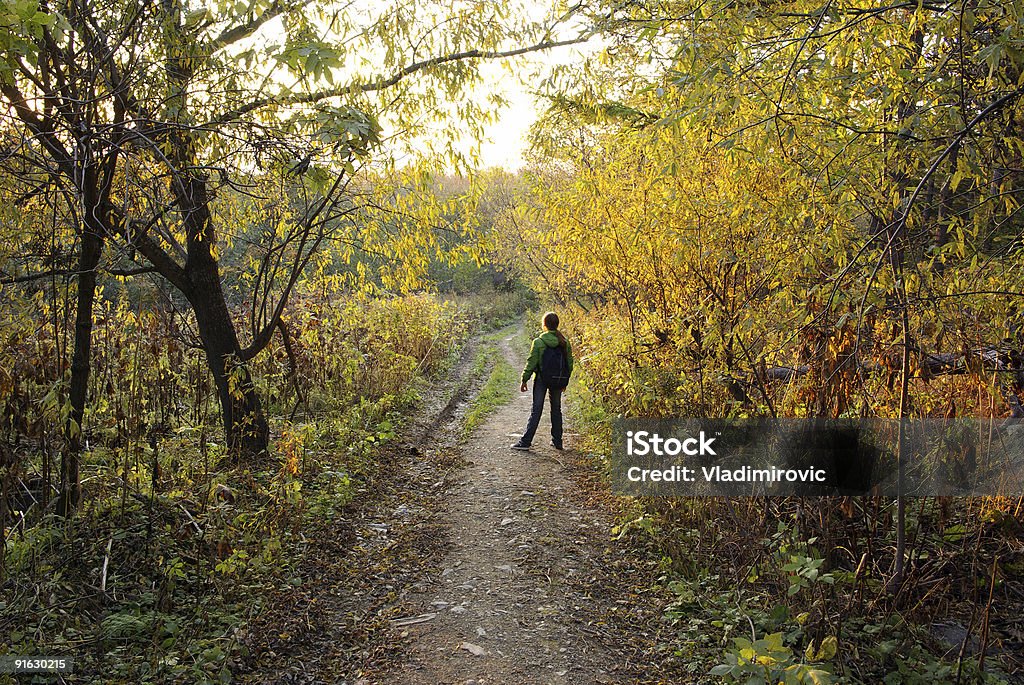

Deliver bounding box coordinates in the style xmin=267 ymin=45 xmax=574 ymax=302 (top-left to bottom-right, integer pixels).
xmin=540 ymin=343 xmax=571 ymax=389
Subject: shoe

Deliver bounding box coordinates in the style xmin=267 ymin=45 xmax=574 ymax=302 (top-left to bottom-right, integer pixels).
xmin=510 ymin=442 xmax=530 ymax=450
xmin=550 ymin=441 xmax=564 ymax=451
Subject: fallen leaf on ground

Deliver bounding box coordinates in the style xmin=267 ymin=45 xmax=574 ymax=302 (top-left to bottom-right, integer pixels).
xmin=459 ymin=641 xmax=487 ymax=657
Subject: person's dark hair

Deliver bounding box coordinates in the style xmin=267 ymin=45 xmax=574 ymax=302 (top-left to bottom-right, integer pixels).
xmin=543 ymin=311 xmax=567 ymax=348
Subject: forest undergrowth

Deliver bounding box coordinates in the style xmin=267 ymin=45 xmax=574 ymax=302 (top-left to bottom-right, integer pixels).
xmin=0 ymin=286 xmax=530 ymax=684
xmin=559 ymin=312 xmax=1024 ymax=685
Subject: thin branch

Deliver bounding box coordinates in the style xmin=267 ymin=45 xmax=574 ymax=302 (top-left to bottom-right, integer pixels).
xmin=210 ymin=35 xmax=592 ymax=126
xmin=207 ymin=0 xmax=315 ymax=52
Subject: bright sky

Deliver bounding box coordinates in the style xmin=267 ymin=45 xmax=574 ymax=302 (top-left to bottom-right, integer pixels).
xmin=471 ymin=43 xmax=591 ymax=171
xmin=254 ymin=3 xmax=595 ymax=173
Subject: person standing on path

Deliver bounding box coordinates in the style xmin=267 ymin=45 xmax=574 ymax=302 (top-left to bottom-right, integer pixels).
xmin=511 ymin=312 xmax=574 ymax=451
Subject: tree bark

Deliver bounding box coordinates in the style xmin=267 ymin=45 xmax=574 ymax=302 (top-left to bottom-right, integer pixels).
xmin=61 ymin=226 xmax=102 ymax=515
xmin=178 ymin=175 xmax=269 ymax=458
xmin=187 ymin=262 xmax=269 ymax=458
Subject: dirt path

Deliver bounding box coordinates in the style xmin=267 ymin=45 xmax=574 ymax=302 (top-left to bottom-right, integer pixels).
xmin=241 ymin=325 xmax=665 ymax=685
xmin=379 ymin=328 xmax=624 ymax=685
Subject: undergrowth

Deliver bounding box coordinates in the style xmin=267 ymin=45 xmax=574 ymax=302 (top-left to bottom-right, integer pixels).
xmin=562 ymin=309 xmax=1022 ymax=685
xmin=0 ymin=289 xmax=522 ymax=684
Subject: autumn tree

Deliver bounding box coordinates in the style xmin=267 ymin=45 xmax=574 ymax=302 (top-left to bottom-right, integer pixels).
xmin=0 ymin=0 xmax=587 ymax=510
xmin=520 ymin=0 xmax=1024 ymax=589
xmin=553 ymin=0 xmax=1024 ymax=364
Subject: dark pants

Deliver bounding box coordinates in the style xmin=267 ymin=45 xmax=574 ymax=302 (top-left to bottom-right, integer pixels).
xmin=520 ymin=376 xmax=563 ymax=447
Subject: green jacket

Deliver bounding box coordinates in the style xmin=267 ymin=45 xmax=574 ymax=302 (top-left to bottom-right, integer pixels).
xmin=521 ymin=330 xmax=574 ymax=385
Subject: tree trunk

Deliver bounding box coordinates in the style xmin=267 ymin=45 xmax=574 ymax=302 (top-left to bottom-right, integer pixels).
xmin=175 ymin=171 xmax=269 ymax=458
xmin=187 ymin=256 xmax=269 ymax=458
xmin=61 ymin=227 xmax=102 ymax=515
xmin=157 ymin=0 xmax=267 ymax=458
